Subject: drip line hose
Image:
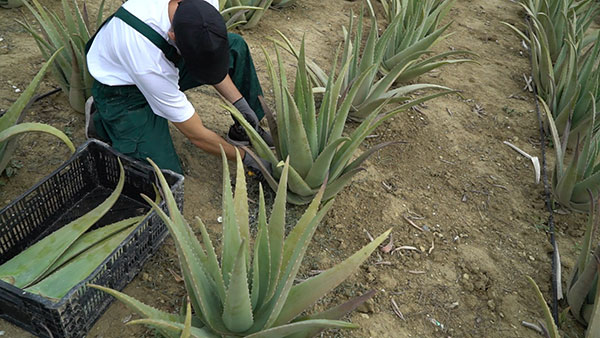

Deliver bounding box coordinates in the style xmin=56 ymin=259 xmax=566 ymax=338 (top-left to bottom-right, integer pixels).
xmin=0 ymin=87 xmax=61 ymax=119
xmin=525 ymin=19 xmax=559 ymax=324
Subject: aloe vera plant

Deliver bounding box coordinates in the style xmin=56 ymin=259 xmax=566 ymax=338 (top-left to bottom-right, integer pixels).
xmin=226 ymin=37 xmax=451 ymax=204
xmin=0 ymin=48 xmax=74 ymax=176
xmin=566 ymin=194 xmax=600 ymax=337
xmin=379 ymin=0 xmax=474 ymax=79
xmin=0 ymin=159 xmax=125 ymax=288
xmin=274 ymin=2 xmax=462 ymax=121
xmin=92 ymin=151 xmax=390 ymax=337
xmin=219 ymin=0 xmax=272 ymax=29
xmin=541 ymin=97 xmax=600 ymax=212
xmin=18 ymin=0 xmax=109 ymax=113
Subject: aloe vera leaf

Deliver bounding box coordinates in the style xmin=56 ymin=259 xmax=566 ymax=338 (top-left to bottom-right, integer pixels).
xmin=220 ymin=6 xmax=262 ymax=17
xmin=329 ymin=65 xmax=378 ymax=142
xmin=95 ymin=0 xmax=107 ymax=30
xmin=251 ymin=184 xmax=271 ymax=310
xmin=23 ymin=0 xmax=71 ymax=65
xmin=67 ymin=41 xmax=85 ymax=113
xmin=285 ymin=191 xmax=317 ymax=206
xmin=242 ymin=0 xmax=272 ymax=29
xmin=283 ymin=89 xmax=313 ymax=178
xmin=225 ymin=104 xmax=278 ymax=165
xmin=215 ymin=150 xmax=239 ymax=286
xmin=234 ymin=148 xmax=250 ymax=268
xmin=0 ymin=122 xmax=75 ymax=161
xmin=61 ymin=0 xmax=77 ymax=39
xmin=586 ymin=257 xmax=600 ymax=338
xmin=316 ymin=53 xmax=337 ymax=151
xmin=263 ymin=158 xmax=290 ymax=304
xmin=180 ymin=300 xmax=192 ymax=338
xmin=539 ymin=98 xmax=564 ymax=171
xmin=90 ymin=285 xmax=183 ymax=338
xmin=275 ymin=229 xmax=391 ymax=325
xmin=245 ymin=319 xmax=357 ymax=338
xmin=0 ymin=49 xmax=62 ymax=134
xmin=287 ymin=290 xmax=376 ymax=338
xmin=303 ymin=138 xmax=349 ymax=189
xmin=322 ymin=168 xmax=366 ymax=201
xmin=70 ymin=0 xmax=90 ymax=40
xmin=260 ymin=46 xmax=287 ymax=156
xmin=0 ymin=158 xmax=124 ymax=288
xmin=296 ymin=39 xmax=318 ymax=158
xmin=555 ymin=142 xmax=579 ymax=207
xmin=276 ymin=45 xmax=290 ymax=157
xmin=222 ymin=241 xmax=254 ymax=332
xmin=357 ymin=16 xmax=378 ymax=76
xmin=25 ymin=225 xmax=136 ymax=299
xmin=568 ymin=246 xmax=600 ymax=323
xmin=526 ymin=276 xmax=560 ymax=338
xmin=259 ymin=96 xmax=281 ymax=158
xmin=195 ymin=217 xmax=226 ymax=301
xmin=570 ymin=194 xmax=597 ymax=289
xmin=43 ymin=216 xmax=143 ymax=278
xmin=397 ymin=58 xmax=476 ymax=83
xmin=280 ymin=184 xmax=326 ymax=273
xmin=285 ymin=164 xmax=317 ymax=197
xmin=126 ymin=319 xmax=218 ymax=338
xmin=383 ymin=22 xmax=451 ymax=69
xmin=252 ymin=200 xmax=334 ymax=330
xmin=143 ymin=160 xmax=226 ymax=333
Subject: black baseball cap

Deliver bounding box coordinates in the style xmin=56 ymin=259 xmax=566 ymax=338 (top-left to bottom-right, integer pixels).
xmin=172 ymin=0 xmax=229 ymax=85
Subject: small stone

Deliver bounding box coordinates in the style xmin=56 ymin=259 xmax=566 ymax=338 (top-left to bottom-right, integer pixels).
xmin=487 ymin=299 xmax=496 ymax=310
xmin=529 ymin=255 xmax=535 ymax=261
xmin=142 ymin=272 xmax=151 ymax=282
xmin=360 ymin=313 xmax=370 ymax=319
xmin=356 ymin=300 xmax=375 ymax=314
xmin=499 ymin=312 xmax=505 ymax=318
xmin=462 ymin=273 xmax=470 ymax=280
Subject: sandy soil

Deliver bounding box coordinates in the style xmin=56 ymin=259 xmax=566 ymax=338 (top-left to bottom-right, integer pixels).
xmin=0 ymin=0 xmax=593 ymax=337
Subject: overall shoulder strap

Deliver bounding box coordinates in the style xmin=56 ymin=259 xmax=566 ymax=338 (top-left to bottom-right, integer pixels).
xmin=114 ymin=7 xmax=181 ymax=65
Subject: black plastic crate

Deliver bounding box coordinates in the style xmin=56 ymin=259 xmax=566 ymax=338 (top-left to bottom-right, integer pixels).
xmin=0 ymin=139 xmax=184 ymax=338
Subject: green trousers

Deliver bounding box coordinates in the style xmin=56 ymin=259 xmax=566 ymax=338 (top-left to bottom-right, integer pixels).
xmin=92 ymin=33 xmax=264 ymax=174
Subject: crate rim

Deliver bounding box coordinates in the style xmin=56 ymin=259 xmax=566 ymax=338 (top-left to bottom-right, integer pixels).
xmin=0 ymin=138 xmax=184 ymax=309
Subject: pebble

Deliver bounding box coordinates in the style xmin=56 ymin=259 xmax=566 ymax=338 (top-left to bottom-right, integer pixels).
xmin=360 ymin=313 xmax=370 ymax=319
xmin=529 ymin=255 xmax=535 ymax=261
xmin=463 ymin=273 xmax=470 ymax=280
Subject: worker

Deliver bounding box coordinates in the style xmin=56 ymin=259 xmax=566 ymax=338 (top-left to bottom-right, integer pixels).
xmin=85 ymin=0 xmax=272 ymax=175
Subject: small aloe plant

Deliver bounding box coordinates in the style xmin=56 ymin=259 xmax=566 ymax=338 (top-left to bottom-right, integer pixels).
xmin=92 ymin=150 xmax=390 ymax=337
xmin=0 ymin=48 xmax=74 ymax=176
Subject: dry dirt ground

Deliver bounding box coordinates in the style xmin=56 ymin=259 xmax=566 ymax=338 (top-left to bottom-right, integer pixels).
xmin=0 ymin=0 xmax=594 ymax=337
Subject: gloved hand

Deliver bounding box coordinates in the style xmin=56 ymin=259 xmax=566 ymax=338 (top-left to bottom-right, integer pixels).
xmin=233 ymin=97 xmax=259 ymax=128
xmin=242 ymin=150 xmax=272 ymax=176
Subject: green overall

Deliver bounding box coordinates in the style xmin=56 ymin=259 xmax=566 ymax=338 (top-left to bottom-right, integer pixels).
xmin=86 ymin=7 xmax=264 ymax=174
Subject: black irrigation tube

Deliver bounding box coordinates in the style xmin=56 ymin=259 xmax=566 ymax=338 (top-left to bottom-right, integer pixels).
xmin=0 ymin=87 xmax=61 ymax=119
xmin=525 ymin=17 xmax=559 ymax=324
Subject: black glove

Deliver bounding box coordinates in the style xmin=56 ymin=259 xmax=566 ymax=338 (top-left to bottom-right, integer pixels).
xmin=242 ymin=150 xmax=272 ymax=176
xmin=234 ymin=97 xmax=259 ymax=128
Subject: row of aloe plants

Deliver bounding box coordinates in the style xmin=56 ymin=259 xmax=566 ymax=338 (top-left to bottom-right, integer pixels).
xmin=505 ymin=0 xmax=600 ymax=213
xmin=508 ymin=1 xmax=600 ymax=337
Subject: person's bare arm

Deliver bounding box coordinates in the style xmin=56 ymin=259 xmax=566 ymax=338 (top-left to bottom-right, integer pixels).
xmin=172 ymin=112 xmax=243 ymax=160
xmin=213 ymin=74 xmax=242 ymax=103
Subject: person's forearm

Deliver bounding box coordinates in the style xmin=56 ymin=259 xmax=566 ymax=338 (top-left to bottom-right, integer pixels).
xmin=213 ymin=74 xmax=243 ymax=103
xmin=189 ymin=128 xmax=243 ymax=160
xmin=173 ymin=113 xmax=244 ymax=161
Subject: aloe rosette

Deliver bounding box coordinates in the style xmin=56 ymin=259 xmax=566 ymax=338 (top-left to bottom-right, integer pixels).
xmin=91 ymin=150 xmax=390 ymax=337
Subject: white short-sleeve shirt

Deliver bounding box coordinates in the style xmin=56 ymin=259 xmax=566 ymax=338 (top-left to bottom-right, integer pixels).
xmin=87 ymin=0 xmax=220 ymax=122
